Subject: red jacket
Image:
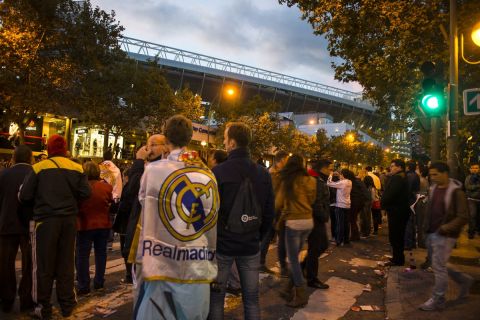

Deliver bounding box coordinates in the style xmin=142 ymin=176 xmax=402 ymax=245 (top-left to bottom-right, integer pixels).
xmin=77 ymin=180 xmax=113 ymax=231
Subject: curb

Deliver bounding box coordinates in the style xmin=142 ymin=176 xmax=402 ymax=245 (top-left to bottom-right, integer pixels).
xmin=385 ymin=267 xmax=404 ymax=320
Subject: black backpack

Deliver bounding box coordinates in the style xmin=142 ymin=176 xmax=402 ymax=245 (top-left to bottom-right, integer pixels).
xmin=225 ymin=164 xmax=262 ymax=234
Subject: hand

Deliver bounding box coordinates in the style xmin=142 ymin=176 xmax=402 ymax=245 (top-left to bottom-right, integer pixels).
xmin=136 ymin=146 xmax=148 ymax=160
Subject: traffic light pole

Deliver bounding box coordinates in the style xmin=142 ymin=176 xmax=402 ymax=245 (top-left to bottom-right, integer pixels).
xmin=431 ymin=117 xmax=441 ymax=161
xmin=447 ymin=0 xmax=459 ymax=177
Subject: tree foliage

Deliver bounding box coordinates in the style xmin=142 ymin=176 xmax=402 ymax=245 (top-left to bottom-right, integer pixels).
xmin=278 ymin=0 xmax=454 ymax=126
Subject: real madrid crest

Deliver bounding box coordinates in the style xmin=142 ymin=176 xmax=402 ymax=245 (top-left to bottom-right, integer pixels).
xmin=158 ymin=167 xmax=219 ymax=242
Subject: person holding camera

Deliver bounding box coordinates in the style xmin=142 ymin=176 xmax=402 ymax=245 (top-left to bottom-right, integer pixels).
xmin=465 ymin=163 xmax=480 ymax=239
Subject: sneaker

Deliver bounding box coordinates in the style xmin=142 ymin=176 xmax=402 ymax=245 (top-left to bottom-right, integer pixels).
xmin=458 ymin=275 xmax=475 ymax=299
xmin=420 ymin=260 xmax=431 ymax=270
xmin=419 ymin=297 xmax=445 ymax=311
xmin=120 ymin=277 xmax=133 ymax=284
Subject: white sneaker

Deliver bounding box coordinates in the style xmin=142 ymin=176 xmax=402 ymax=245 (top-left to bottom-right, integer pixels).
xmin=419 ymin=297 xmax=445 ymax=311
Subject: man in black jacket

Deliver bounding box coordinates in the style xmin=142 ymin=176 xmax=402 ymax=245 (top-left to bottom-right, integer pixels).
xmin=381 ymin=159 xmax=410 ymax=266
xmin=209 ymin=122 xmax=275 ymax=320
xmin=302 ymin=159 xmax=332 ymax=289
xmin=405 ymin=160 xmax=420 ymax=249
xmin=19 ymin=135 xmax=91 ymax=319
xmin=0 ymin=145 xmax=34 ymax=313
xmin=114 ymin=135 xmax=167 ymax=283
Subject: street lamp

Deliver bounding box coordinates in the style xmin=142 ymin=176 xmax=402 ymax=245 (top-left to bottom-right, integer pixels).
xmin=206 ymin=86 xmax=237 ymax=157
xmin=460 ymin=21 xmax=480 ymax=65
xmin=346 ymin=133 xmax=355 ymax=143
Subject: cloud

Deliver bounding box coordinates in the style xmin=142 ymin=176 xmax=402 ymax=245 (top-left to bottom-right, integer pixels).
xmin=91 ymin=0 xmax=362 ymax=92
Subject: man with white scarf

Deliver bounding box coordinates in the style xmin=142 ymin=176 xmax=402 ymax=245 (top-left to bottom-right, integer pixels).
xmin=132 ymin=115 xmax=219 ymax=320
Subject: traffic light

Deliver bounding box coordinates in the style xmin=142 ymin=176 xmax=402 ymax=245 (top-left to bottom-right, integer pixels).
xmin=419 ymin=61 xmax=446 ymax=117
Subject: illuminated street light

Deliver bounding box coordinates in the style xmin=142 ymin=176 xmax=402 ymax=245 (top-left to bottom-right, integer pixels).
xmin=471 ymin=22 xmax=480 ymax=47
xmin=346 ymin=133 xmax=355 ymax=142
xmin=309 ymin=119 xmax=315 ymax=125
xmin=226 ymin=88 xmax=236 ymax=96
xmin=201 ymin=140 xmax=207 ymax=147
xmin=385 ymin=148 xmax=390 ymax=153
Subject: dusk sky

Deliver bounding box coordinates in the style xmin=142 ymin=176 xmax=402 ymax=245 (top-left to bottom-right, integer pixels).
xmin=91 ymin=0 xmax=362 ymax=93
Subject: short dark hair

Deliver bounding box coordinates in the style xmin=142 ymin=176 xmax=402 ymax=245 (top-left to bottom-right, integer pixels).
xmin=407 ymin=160 xmax=417 ymax=172
xmin=83 ymin=161 xmax=101 ymax=180
xmin=363 ymin=175 xmax=374 ymax=188
xmin=226 ymin=122 xmax=251 ymax=148
xmin=365 ymin=166 xmax=373 ymax=172
xmin=13 ymin=145 xmax=32 ymax=164
xmin=165 ymin=115 xmax=193 ymax=147
xmin=212 ymin=149 xmax=228 ymax=164
xmin=274 ymin=150 xmax=289 ymax=163
xmin=429 ymin=161 xmax=450 ymax=173
xmin=103 ymin=150 xmax=113 ymax=161
xmin=340 ymin=168 xmax=355 ymax=181
xmin=470 ymin=162 xmax=479 ymax=167
xmin=391 ymin=159 xmax=406 ymax=171
xmin=313 ymin=159 xmax=332 ymax=172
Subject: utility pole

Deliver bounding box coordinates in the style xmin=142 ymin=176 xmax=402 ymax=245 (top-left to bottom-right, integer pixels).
xmin=447 ymin=0 xmax=459 ymax=177
xmin=431 ymin=118 xmax=440 ymax=161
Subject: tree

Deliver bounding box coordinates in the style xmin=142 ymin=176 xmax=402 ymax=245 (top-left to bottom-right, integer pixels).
xmin=238 ymin=112 xmax=279 ymax=158
xmin=0 ymin=0 xmax=126 ymax=144
xmin=278 ymin=0 xmax=457 ymax=128
xmin=173 ymin=87 xmax=204 ymax=123
xmin=0 ymin=0 xmax=79 ymax=142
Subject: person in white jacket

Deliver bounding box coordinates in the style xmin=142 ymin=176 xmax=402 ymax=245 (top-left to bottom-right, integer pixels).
xmin=327 ymin=169 xmax=354 ymax=246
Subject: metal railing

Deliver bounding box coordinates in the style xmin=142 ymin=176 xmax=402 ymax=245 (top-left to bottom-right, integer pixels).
xmin=119 ymin=36 xmax=374 ymax=108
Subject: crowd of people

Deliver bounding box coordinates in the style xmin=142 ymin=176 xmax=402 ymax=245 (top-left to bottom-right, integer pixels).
xmin=0 ymin=114 xmax=479 ymax=319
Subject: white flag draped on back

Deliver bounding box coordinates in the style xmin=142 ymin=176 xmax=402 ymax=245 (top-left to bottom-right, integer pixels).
xmin=135 ymin=150 xmax=219 ymax=283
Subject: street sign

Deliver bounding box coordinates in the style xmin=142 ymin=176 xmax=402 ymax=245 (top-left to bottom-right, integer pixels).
xmin=463 ymin=88 xmax=480 ymax=115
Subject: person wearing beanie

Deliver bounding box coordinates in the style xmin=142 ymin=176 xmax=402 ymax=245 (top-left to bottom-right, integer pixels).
xmin=20 ymin=134 xmax=91 ymax=319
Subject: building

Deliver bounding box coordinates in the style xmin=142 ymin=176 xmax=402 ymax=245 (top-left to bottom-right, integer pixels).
xmin=281 ymin=112 xmax=384 ymax=147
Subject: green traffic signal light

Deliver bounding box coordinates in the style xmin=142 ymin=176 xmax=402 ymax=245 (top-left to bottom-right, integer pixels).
xmin=421 ymin=94 xmax=440 ymax=109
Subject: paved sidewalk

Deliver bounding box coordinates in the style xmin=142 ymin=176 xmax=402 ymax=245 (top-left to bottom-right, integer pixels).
xmin=386 ymin=233 xmax=480 ymax=320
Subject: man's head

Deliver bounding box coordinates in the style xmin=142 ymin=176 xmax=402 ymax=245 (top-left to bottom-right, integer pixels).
xmin=470 ymin=163 xmax=479 ymax=175
xmin=429 ymin=161 xmax=450 ymax=187
xmin=83 ymin=161 xmax=101 ymax=180
xmin=365 ymin=166 xmax=373 ymax=172
xmin=208 ymin=149 xmax=228 ymax=169
xmin=407 ymin=160 xmax=417 ymax=172
xmin=390 ymin=159 xmax=405 ymax=175
xmin=164 ymin=115 xmax=193 ymax=149
xmin=274 ymin=150 xmax=289 ymax=170
xmin=103 ymin=150 xmax=113 ymax=161
xmin=47 ymin=134 xmax=67 ymax=157
xmin=313 ymin=159 xmax=333 ymax=176
xmin=223 ymin=122 xmax=251 ymax=153
xmin=13 ymin=145 xmax=32 ymax=164
xmin=146 ymin=134 xmax=167 ymax=161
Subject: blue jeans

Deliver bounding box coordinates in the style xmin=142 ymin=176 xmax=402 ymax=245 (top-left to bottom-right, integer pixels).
xmin=209 ymin=252 xmax=260 ymax=320
xmin=285 ymin=226 xmax=312 ymax=287
xmin=426 ymin=232 xmax=471 ymax=298
xmin=76 ymin=229 xmax=110 ymax=290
